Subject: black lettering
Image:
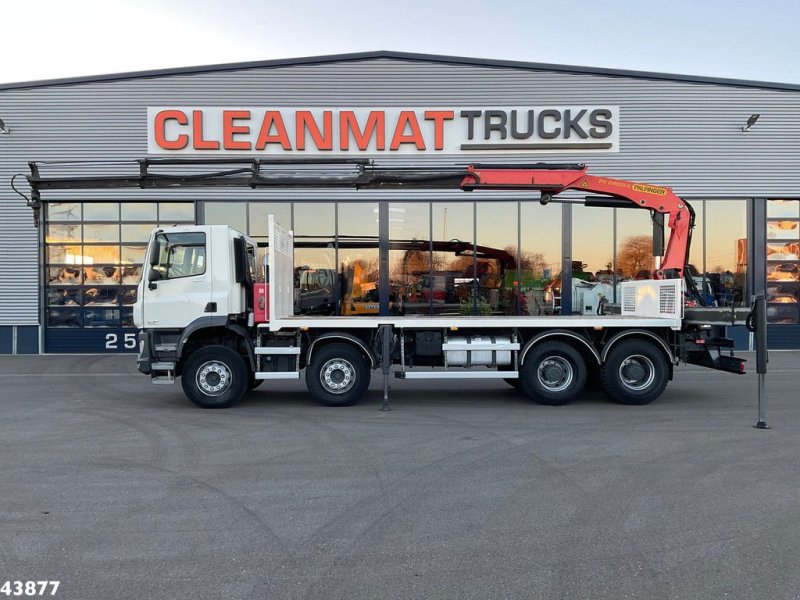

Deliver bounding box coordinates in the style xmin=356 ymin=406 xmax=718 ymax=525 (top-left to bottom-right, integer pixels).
xmin=589 ymin=108 xmax=613 ymax=138
xmin=537 ymin=109 xmax=562 ymax=139
xmin=510 ymin=110 xmax=534 ymax=139
xmin=484 ymin=110 xmax=507 ymax=140
xmin=460 ymin=110 xmax=482 ymax=140
xmin=564 ymin=109 xmax=588 ymax=139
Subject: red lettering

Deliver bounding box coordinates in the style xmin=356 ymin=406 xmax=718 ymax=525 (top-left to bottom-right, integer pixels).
xmin=296 ymin=111 xmax=332 ymax=151
xmin=154 ymin=110 xmax=188 ymax=150
xmin=339 ymin=111 xmax=385 ymax=151
xmin=223 ymin=110 xmax=251 ymax=150
xmin=424 ymin=110 xmax=453 ymax=151
xmin=255 ymin=111 xmax=292 ymax=150
xmin=390 ymin=111 xmax=426 ymax=151
xmin=192 ymin=110 xmax=220 ymax=150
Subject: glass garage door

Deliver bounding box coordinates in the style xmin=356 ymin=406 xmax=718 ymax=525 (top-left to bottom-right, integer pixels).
xmin=44 ymin=201 xmax=194 ymax=353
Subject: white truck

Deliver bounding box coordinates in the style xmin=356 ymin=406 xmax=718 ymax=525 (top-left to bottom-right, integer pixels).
xmin=25 ymin=159 xmax=749 ymax=408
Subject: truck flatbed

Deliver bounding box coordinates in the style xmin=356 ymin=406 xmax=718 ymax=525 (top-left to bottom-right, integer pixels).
xmin=263 ymin=314 xmax=682 ymax=331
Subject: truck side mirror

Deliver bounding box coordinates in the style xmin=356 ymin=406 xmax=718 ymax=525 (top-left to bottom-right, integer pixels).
xmin=148 ymin=267 xmax=162 ymax=290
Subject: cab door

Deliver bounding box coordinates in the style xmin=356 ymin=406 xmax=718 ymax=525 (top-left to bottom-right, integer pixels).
xmin=141 ymin=230 xmax=213 ymax=329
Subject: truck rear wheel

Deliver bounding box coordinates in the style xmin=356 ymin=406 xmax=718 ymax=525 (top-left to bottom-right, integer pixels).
xmin=520 ymin=341 xmax=587 ymax=405
xmin=306 ymin=343 xmax=371 ymax=407
xmin=181 ymin=345 xmax=249 ymax=409
xmin=600 ymin=339 xmax=669 ymax=405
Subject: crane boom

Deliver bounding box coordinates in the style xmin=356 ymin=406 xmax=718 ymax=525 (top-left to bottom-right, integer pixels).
xmin=24 ymin=158 xmax=693 ymax=278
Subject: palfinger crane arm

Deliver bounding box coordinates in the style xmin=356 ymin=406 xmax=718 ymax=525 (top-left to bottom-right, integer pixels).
xmin=459 ymin=164 xmax=693 ymax=278
xmin=22 ymin=159 xmax=693 ymax=278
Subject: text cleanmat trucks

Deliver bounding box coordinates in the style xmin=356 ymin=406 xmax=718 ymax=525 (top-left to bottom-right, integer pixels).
xmin=24 ymin=159 xmax=750 ymax=408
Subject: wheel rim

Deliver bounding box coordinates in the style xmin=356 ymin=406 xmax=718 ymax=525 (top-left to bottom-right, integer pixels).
xmin=196 ymin=360 xmax=233 ymax=396
xmin=320 ymin=358 xmax=356 ymax=394
xmin=618 ymin=354 xmax=656 ymax=391
xmin=537 ymin=355 xmax=574 ymax=392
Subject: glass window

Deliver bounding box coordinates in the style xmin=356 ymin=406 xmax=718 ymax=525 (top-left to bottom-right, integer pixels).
xmin=83 ymin=203 xmax=119 ymax=221
xmin=294 ymin=203 xmax=335 ymax=316
xmin=477 ymin=202 xmax=518 ymax=315
xmin=203 ymin=202 xmax=246 ymax=232
xmin=249 ymin=203 xmax=292 ymax=238
xmin=389 ymin=203 xmax=431 ymax=315
xmin=766 ymin=199 xmax=799 ymax=324
xmin=82 ymin=245 xmax=120 ymax=264
xmin=704 ymin=200 xmax=747 ymax=307
xmin=121 ymin=245 xmax=147 ymax=264
xmin=121 ymin=308 xmax=135 ymax=327
xmin=432 ymin=202 xmax=475 ymax=315
xmin=152 ymin=232 xmax=206 ymax=280
xmin=47 ymin=288 xmax=82 ymax=306
xmin=84 ymin=308 xmax=120 ymax=328
xmin=159 ymin=203 xmax=195 ymax=223
xmin=120 ymin=287 xmax=138 ymax=305
xmin=615 ymin=209 xmax=654 ymax=280
xmin=122 ymin=224 xmax=155 ymax=243
xmin=48 ymin=266 xmax=82 ymax=286
xmin=46 ymin=245 xmax=83 ymax=264
xmin=48 ymin=202 xmax=81 ymax=222
xmin=46 ymin=224 xmax=81 ymax=243
xmin=338 ymin=203 xmax=380 ymax=316
xmin=48 ymin=308 xmax=82 ymax=328
xmin=85 ymin=266 xmax=119 ymax=285
xmin=520 ymin=202 xmax=561 ymax=315
xmin=83 ymin=224 xmax=119 ymax=243
xmin=121 ymin=266 xmax=143 ymax=286
xmin=121 ymin=203 xmax=157 ymax=221
xmin=84 ymin=287 xmax=120 ymax=306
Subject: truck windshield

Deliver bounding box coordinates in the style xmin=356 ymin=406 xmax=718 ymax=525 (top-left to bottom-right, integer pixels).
xmin=152 ymin=232 xmax=206 ymax=280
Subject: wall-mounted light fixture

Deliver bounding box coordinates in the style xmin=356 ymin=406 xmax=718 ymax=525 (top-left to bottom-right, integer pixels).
xmin=0 ymin=117 xmax=10 ymax=134
xmin=742 ymin=113 xmax=760 ymax=132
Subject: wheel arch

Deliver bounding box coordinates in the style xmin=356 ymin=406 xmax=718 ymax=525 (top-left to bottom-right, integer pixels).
xmin=307 ymin=332 xmax=377 ymax=369
xmin=177 ymin=317 xmax=255 ymax=372
xmin=600 ymin=329 xmax=675 ymax=379
xmin=520 ymin=330 xmax=601 ymax=367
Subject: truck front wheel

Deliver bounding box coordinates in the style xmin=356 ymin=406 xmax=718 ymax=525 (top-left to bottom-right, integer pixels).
xmin=520 ymin=341 xmax=587 ymax=405
xmin=181 ymin=345 xmax=249 ymax=409
xmin=600 ymin=339 xmax=669 ymax=405
xmin=306 ymin=343 xmax=371 ymax=407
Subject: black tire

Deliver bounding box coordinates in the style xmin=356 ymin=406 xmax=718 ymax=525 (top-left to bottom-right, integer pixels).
xmin=305 ymin=343 xmax=371 ymax=407
xmin=181 ymin=345 xmax=249 ymax=409
xmin=520 ymin=341 xmax=587 ymax=405
xmin=600 ymin=339 xmax=669 ymax=405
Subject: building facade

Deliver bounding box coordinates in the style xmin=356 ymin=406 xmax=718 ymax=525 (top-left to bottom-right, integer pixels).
xmin=1 ymin=51 xmax=799 ymax=353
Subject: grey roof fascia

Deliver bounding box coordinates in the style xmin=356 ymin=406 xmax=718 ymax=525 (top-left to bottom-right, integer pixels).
xmin=1 ymin=50 xmax=799 ymax=93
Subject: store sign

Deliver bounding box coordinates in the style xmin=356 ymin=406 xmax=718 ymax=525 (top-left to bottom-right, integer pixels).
xmin=147 ymin=106 xmax=619 ymax=155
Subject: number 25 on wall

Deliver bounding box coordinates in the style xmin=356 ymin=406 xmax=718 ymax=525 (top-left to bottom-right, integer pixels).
xmin=105 ymin=333 xmax=137 ymax=350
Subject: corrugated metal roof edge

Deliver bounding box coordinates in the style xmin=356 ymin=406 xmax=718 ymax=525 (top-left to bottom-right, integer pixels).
xmin=1 ymin=50 xmax=799 ymax=93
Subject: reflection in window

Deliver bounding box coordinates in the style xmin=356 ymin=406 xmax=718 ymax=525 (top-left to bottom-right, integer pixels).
xmin=48 ymin=308 xmax=82 ymax=328
xmin=85 ymin=266 xmax=119 ymax=285
xmin=477 ymin=202 xmax=518 ymax=315
xmin=48 ymin=203 xmax=81 ymax=222
xmin=520 ymin=202 xmax=561 ymax=315
xmin=389 ymin=203 xmax=431 ymax=315
xmin=767 ymin=199 xmax=799 ymax=324
xmin=85 ymin=308 xmax=120 ymax=327
xmin=615 ymin=209 xmax=654 ymax=280
xmin=204 ymin=202 xmax=246 ymax=232
xmin=83 ymin=203 xmax=119 ymax=221
xmin=338 ymin=203 xmax=380 ymax=316
xmin=120 ymin=287 xmax=138 ymax=305
xmin=84 ymin=288 xmax=120 ymax=306
xmin=121 ymin=203 xmax=157 ymax=221
xmin=249 ymin=203 xmax=291 ymax=238
xmin=46 ymin=224 xmax=81 ymax=243
xmin=294 ymin=204 xmax=336 ymax=315
xmin=121 ymin=245 xmax=147 ymax=264
xmin=48 ymin=288 xmax=82 ymax=306
xmin=432 ymin=203 xmax=475 ymax=315
xmin=48 ymin=266 xmax=82 ymax=286
xmin=159 ymin=203 xmax=195 ymax=223
xmin=83 ymin=224 xmax=119 ymax=243
xmin=83 ymin=245 xmax=120 ymax=264
xmin=122 ymin=224 xmax=155 ymax=243
xmin=121 ymin=266 xmax=143 ymax=285
xmin=704 ymin=201 xmax=747 ymax=307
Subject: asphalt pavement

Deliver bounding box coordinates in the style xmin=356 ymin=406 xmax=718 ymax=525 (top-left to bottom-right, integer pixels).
xmin=1 ymin=351 xmax=799 ymax=600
